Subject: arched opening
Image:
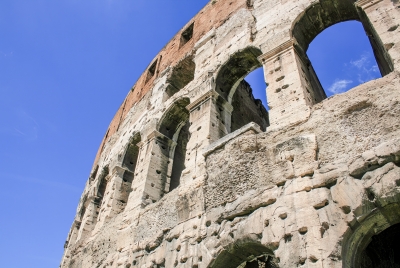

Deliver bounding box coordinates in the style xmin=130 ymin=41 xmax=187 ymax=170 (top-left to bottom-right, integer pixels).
xmin=95 ymin=165 xmax=109 ymax=208
xmin=158 ymin=98 xmax=190 ymax=192
xmin=122 ymin=133 xmax=141 ymax=178
xmin=308 ymin=21 xmax=382 ymax=97
xmin=215 ymin=47 xmax=269 ymax=134
xmin=360 ymin=223 xmax=400 ymax=267
xmin=169 ymin=120 xmax=189 ymax=190
xmin=342 ymin=203 xmax=400 ymax=267
xmin=165 ymin=55 xmax=196 ymax=100
xmin=118 ymin=133 xmax=141 ymax=210
xmin=208 ymin=240 xmax=278 ymax=268
xmin=292 ymin=1 xmax=393 ymax=102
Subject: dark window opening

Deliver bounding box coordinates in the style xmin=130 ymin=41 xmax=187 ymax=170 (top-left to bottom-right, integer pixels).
xmin=145 ymin=60 xmax=158 ymax=84
xmin=359 ymin=223 xmax=400 ymax=267
xmin=170 ymin=120 xmax=190 ymax=191
xmin=180 ymin=23 xmax=194 ymax=48
xmin=210 ymin=241 xmax=278 ymax=268
xmin=158 ymin=98 xmax=191 ymax=193
xmin=159 ymin=98 xmax=190 ymax=139
xmin=292 ymin=2 xmax=393 ymax=103
xmin=122 ymin=134 xmax=141 ymax=174
xmin=95 ymin=166 xmax=109 ymax=203
xmin=246 ymin=0 xmax=254 ymax=9
xmin=78 ymin=195 xmax=88 ymax=220
xmin=117 ymin=133 xmax=141 ymax=211
xmin=90 ymin=165 xmax=99 ymax=181
xmin=165 ymin=55 xmax=196 ymax=99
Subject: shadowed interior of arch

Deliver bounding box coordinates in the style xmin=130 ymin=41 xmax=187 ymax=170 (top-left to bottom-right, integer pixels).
xmin=118 ymin=133 xmax=142 ymax=210
xmin=360 ymin=222 xmax=400 ymax=267
xmin=209 ymin=240 xmax=279 ymax=268
xmin=158 ymin=98 xmax=191 ymax=191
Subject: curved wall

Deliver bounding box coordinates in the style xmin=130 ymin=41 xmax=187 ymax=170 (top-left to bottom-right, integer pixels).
xmin=61 ymin=0 xmax=400 ymax=267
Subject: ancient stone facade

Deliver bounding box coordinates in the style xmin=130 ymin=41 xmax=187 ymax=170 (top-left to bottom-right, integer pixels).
xmin=61 ymin=0 xmax=400 ymax=267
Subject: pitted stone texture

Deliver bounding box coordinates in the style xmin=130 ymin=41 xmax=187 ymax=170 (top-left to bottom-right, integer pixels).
xmin=61 ymin=0 xmax=400 ymax=267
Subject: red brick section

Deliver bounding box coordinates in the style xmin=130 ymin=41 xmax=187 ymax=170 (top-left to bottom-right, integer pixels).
xmin=92 ymin=0 xmax=246 ymax=169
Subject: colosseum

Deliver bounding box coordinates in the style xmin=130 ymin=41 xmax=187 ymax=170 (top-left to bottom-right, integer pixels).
xmin=60 ymin=0 xmax=400 ymax=267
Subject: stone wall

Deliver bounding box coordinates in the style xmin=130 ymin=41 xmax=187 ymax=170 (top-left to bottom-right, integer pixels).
xmin=61 ymin=0 xmax=400 ymax=267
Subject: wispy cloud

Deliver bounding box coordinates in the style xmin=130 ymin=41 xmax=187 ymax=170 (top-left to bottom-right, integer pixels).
xmin=350 ymin=52 xmax=380 ymax=83
xmin=0 ymin=51 xmax=13 ymax=57
xmin=0 ymin=173 xmax=81 ymax=194
xmin=0 ymin=108 xmax=39 ymax=141
xmin=327 ymin=79 xmax=353 ymax=94
xmin=350 ymin=54 xmax=368 ymax=69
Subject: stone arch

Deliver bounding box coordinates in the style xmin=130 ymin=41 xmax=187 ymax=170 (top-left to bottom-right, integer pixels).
xmin=158 ymin=97 xmax=190 ymax=191
xmin=215 ymin=47 xmax=269 ymax=133
xmin=207 ymin=239 xmax=278 ymax=268
xmin=159 ymin=98 xmax=190 ymax=140
xmin=215 ymin=46 xmax=263 ymax=102
xmin=291 ymin=0 xmax=393 ymax=103
xmin=342 ymin=202 xmax=400 ymax=267
xmin=75 ymin=165 xmax=110 ymax=240
xmin=164 ymin=55 xmax=196 ymax=100
xmin=121 ymin=132 xmax=142 ymax=179
xmin=94 ymin=165 xmax=110 ymax=216
xmin=114 ymin=132 xmax=142 ymax=211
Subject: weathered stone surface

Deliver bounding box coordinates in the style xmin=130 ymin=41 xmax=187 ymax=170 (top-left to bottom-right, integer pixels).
xmin=61 ymin=0 xmax=400 ymax=267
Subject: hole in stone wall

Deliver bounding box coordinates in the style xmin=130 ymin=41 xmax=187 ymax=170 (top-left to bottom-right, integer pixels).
xmin=145 ymin=60 xmax=158 ymax=84
xmin=96 ymin=166 xmax=109 ymax=201
xmin=210 ymin=241 xmax=278 ymax=268
xmin=307 ymin=21 xmax=382 ymax=98
xmin=180 ymin=23 xmax=194 ymax=48
xmin=157 ymin=98 xmax=191 ymax=195
xmin=165 ymin=55 xmax=196 ymax=99
xmin=122 ymin=134 xmax=141 ymax=174
xmin=170 ymin=121 xmax=190 ymax=191
xmin=90 ymin=165 xmax=99 ymax=181
xmin=359 ymin=223 xmax=400 ymax=267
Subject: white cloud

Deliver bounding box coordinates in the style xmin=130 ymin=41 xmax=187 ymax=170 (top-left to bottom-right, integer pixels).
xmin=351 ymin=54 xmax=368 ymax=69
xmin=327 ymin=79 xmax=353 ymax=94
xmin=0 ymin=108 xmax=39 ymax=141
xmin=350 ymin=53 xmax=380 ymax=83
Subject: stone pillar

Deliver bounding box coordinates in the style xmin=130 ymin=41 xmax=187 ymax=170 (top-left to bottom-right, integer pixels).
xmin=258 ymin=39 xmax=316 ymax=130
xmin=356 ymin=0 xmax=398 ymax=72
xmin=93 ymin=166 xmax=134 ymax=230
xmin=75 ymin=199 xmax=98 ymax=241
xmin=183 ymin=90 xmax=233 ymax=182
xmin=126 ymin=130 xmax=176 ymax=209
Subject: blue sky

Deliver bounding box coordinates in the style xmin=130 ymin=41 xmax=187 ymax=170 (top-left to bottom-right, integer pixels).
xmin=0 ymin=2 xmax=380 ymax=268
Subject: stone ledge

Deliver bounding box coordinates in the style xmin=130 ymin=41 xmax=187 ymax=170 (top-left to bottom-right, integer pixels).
xmin=202 ymin=122 xmax=262 ymax=157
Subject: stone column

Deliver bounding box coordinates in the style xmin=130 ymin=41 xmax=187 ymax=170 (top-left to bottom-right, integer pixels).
xmin=258 ymin=39 xmax=316 ymax=130
xmin=356 ymin=0 xmax=398 ymax=72
xmin=93 ymin=166 xmax=134 ymax=230
xmin=183 ymin=90 xmax=233 ymax=183
xmin=75 ymin=199 xmax=98 ymax=241
xmin=126 ymin=130 xmax=176 ymax=209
